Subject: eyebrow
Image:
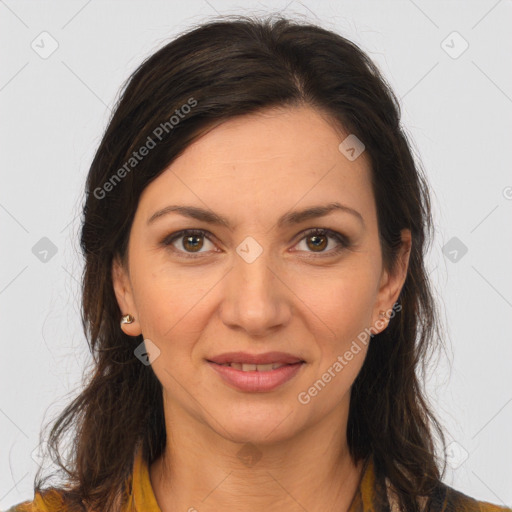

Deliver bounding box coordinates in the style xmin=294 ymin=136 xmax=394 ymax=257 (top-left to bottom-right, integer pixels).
xmin=147 ymin=202 xmax=365 ymax=229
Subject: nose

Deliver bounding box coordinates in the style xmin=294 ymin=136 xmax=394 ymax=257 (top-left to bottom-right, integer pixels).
xmin=219 ymin=249 xmax=292 ymax=337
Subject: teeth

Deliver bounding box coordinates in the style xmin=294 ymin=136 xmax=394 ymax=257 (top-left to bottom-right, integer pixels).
xmin=255 ymin=363 xmax=275 ymax=371
xmin=221 ymin=362 xmax=288 ymax=371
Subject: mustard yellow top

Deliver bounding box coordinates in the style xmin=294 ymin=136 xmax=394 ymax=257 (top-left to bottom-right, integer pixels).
xmin=7 ymin=445 xmax=512 ymax=511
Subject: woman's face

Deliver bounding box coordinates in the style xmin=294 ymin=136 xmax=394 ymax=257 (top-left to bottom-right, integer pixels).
xmin=113 ymin=105 xmax=411 ymax=444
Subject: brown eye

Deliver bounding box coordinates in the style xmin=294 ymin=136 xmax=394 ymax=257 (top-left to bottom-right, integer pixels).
xmin=294 ymin=228 xmax=350 ymax=256
xmin=182 ymin=233 xmax=204 ymax=252
xmin=162 ymin=229 xmax=216 ymax=257
xmin=306 ymin=233 xmax=328 ymax=252
xmin=161 ymin=227 xmax=350 ymax=260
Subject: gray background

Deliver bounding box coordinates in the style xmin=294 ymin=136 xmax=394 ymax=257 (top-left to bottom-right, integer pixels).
xmin=1 ymin=0 xmax=511 ymax=509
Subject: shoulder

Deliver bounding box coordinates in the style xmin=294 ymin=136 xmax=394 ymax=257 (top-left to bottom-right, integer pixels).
xmin=5 ymin=490 xmax=69 ymax=512
xmin=438 ymin=483 xmax=512 ymax=512
xmin=384 ymin=473 xmax=511 ymax=512
xmin=422 ymin=480 xmax=512 ymax=512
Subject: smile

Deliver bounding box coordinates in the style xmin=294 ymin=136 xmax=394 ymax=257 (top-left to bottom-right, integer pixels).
xmin=215 ymin=362 xmax=290 ymax=371
xmin=207 ymin=361 xmax=305 ymax=392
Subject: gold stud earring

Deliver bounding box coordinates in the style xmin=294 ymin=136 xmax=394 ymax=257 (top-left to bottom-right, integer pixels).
xmin=120 ymin=314 xmax=135 ymax=328
xmin=379 ymin=310 xmax=386 ymax=317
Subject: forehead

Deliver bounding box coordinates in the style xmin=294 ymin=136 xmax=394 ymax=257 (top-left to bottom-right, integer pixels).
xmin=137 ymin=106 xmax=375 ymax=228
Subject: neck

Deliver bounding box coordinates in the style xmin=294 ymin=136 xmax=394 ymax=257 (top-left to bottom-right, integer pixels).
xmin=149 ymin=397 xmax=365 ymax=512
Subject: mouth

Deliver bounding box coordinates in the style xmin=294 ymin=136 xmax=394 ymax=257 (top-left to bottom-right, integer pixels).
xmin=206 ymin=351 xmax=305 ymax=366
xmin=207 ymin=361 xmax=304 ymax=372
xmin=206 ymin=359 xmax=306 ymax=392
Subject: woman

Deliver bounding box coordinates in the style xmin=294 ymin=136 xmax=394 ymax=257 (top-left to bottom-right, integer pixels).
xmin=9 ymin=15 xmax=511 ymax=512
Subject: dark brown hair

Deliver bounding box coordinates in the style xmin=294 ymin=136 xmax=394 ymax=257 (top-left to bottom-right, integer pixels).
xmin=32 ymin=14 xmax=447 ymax=512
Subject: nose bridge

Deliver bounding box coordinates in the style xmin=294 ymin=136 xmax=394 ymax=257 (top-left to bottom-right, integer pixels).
xmin=221 ymin=236 xmax=290 ymax=334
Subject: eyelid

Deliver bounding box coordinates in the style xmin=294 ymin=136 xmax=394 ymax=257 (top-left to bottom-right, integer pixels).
xmin=161 ymin=227 xmax=351 ymax=258
xmin=160 ymin=229 xmax=219 ymax=258
xmin=292 ymin=227 xmax=350 ymax=249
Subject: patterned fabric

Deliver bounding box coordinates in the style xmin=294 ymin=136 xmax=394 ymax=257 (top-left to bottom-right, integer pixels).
xmin=7 ymin=446 xmax=511 ymax=511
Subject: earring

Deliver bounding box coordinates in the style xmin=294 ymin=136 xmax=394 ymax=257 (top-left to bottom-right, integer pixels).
xmin=379 ymin=310 xmax=386 ymax=317
xmin=120 ymin=314 xmax=135 ymax=328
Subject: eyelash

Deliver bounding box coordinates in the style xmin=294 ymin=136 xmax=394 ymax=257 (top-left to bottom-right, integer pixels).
xmin=161 ymin=228 xmax=351 ymax=259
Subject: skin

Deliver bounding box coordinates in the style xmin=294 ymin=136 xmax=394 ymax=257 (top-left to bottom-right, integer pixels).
xmin=112 ymin=105 xmax=411 ymax=512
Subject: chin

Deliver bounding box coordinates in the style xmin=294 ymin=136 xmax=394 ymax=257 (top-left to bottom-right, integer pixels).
xmin=211 ymin=405 xmax=300 ymax=445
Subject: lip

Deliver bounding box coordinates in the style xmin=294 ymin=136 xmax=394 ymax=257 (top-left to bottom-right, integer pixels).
xmin=207 ymin=351 xmax=304 ymax=365
xmin=207 ymin=360 xmax=305 ymax=392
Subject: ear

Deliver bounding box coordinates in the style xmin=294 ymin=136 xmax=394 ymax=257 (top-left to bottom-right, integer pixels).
xmin=372 ymin=228 xmax=412 ymax=334
xmin=112 ymin=255 xmax=142 ymax=337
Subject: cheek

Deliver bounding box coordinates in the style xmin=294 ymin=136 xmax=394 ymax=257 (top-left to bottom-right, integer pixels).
xmin=129 ymin=238 xmax=211 ymax=328
xmin=131 ymin=271 xmax=210 ymax=391
xmin=134 ymin=276 xmax=211 ymax=341
xmin=294 ymin=263 xmax=378 ymax=346
xmin=295 ymin=271 xmax=375 ymax=410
